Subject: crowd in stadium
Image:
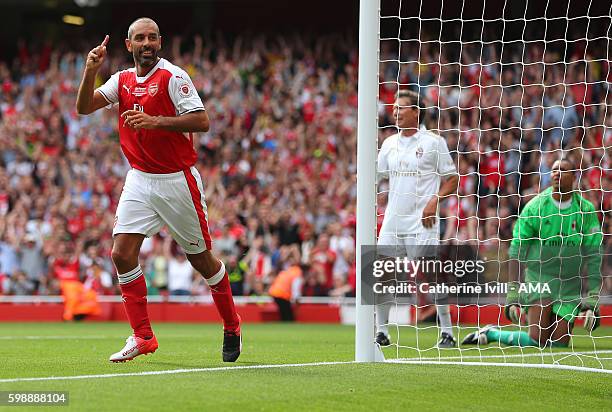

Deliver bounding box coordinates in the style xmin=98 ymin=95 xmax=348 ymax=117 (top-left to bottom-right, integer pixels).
xmin=0 ymin=29 xmax=610 ymax=299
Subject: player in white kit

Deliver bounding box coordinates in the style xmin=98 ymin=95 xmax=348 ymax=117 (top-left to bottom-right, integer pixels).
xmin=376 ymin=90 xmax=459 ymax=348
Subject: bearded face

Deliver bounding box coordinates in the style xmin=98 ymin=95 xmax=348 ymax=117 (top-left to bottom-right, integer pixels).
xmin=126 ymin=20 xmax=161 ymax=68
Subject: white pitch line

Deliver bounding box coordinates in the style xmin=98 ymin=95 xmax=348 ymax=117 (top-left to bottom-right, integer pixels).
xmin=397 ymin=349 xmax=612 ymax=361
xmin=0 ymin=336 xmax=113 ymax=340
xmin=387 ymin=360 xmax=612 ymax=374
xmin=2 ymin=354 xmax=612 ymax=383
xmin=0 ymin=361 xmax=355 ymax=383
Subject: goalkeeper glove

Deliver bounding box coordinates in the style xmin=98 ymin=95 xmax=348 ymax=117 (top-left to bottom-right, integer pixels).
xmin=580 ymin=296 xmax=600 ymax=332
xmin=504 ymin=281 xmax=521 ymax=324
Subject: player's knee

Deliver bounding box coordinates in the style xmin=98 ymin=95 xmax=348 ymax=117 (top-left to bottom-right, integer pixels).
xmin=529 ymin=330 xmax=549 ymax=348
xmin=111 ymin=248 xmax=138 ymax=270
xmin=186 ymin=252 xmax=220 ymax=278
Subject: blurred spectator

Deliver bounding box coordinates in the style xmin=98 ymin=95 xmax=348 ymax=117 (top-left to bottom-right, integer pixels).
xmin=226 ymin=254 xmax=248 ymax=296
xmin=144 ymin=238 xmax=169 ymax=294
xmin=309 ymin=234 xmax=336 ymax=289
xmin=268 ymin=248 xmax=303 ymax=321
xmin=244 ymin=236 xmax=271 ymax=295
xmin=49 ymin=242 xmax=81 ymax=292
xmin=83 ymin=260 xmax=113 ymax=296
xmin=0 ymin=238 xmax=18 ymax=277
xmin=164 ymin=237 xmax=196 ymax=296
xmin=6 ymin=270 xmax=35 ymax=295
xmin=301 ymin=265 xmax=329 ymax=297
xmin=0 ymin=272 xmax=9 ymax=294
xmin=17 ymin=233 xmax=47 ymax=292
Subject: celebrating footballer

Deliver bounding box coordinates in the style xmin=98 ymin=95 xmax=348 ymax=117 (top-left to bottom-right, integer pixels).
xmin=76 ymin=18 xmax=241 ymax=363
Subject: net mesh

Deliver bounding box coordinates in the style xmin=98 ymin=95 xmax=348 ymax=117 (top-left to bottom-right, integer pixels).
xmin=375 ymin=0 xmax=612 ymax=370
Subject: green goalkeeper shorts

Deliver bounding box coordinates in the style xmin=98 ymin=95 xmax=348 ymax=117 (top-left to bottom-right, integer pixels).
xmin=524 ymin=302 xmax=581 ymax=324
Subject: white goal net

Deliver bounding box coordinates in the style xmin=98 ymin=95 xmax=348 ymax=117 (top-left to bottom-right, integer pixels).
xmin=357 ymin=0 xmax=612 ymax=373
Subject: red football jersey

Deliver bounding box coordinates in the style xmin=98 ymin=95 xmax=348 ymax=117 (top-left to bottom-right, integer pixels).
xmin=52 ymin=258 xmax=80 ymax=282
xmin=97 ymin=58 xmax=205 ymax=173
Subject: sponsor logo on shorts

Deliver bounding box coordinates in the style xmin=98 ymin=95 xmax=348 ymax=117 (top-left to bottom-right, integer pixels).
xmin=189 ymin=239 xmax=200 ymax=247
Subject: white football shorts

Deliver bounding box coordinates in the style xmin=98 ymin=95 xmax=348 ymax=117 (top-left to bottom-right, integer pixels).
xmin=377 ymin=231 xmax=439 ymax=259
xmin=113 ymin=166 xmax=212 ymax=254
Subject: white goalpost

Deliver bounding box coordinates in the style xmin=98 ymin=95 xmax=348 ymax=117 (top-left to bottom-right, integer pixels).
xmin=356 ymin=0 xmax=612 ymax=372
xmin=355 ymin=0 xmax=381 ymax=362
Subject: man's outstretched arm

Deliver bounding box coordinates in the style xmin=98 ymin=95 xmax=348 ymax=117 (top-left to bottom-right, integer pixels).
xmin=76 ymin=35 xmax=112 ymax=115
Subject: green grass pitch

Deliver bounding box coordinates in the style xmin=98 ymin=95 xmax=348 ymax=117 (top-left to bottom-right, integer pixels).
xmin=0 ymin=322 xmax=610 ymax=411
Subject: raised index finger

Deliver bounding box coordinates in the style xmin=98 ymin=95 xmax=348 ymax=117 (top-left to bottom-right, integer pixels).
xmin=100 ymin=35 xmax=109 ymax=48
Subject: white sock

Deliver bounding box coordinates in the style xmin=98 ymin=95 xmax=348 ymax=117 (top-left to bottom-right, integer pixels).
xmin=117 ymin=266 xmax=143 ymax=285
xmin=376 ymin=303 xmax=391 ymax=336
xmin=205 ymin=262 xmax=225 ymax=286
xmin=436 ymin=304 xmax=453 ymax=337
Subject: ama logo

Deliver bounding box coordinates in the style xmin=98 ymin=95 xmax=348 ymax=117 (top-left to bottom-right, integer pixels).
xmin=518 ymin=283 xmax=551 ymax=293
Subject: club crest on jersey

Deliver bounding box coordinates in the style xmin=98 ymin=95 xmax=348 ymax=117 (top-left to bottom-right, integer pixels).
xmin=133 ymin=86 xmax=148 ymax=97
xmin=178 ymin=82 xmax=192 ymax=98
xmin=416 ymin=147 xmax=424 ymax=158
xmin=148 ymin=83 xmax=158 ymax=96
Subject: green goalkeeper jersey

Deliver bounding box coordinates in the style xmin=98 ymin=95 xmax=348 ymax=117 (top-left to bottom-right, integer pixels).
xmin=508 ymin=187 xmax=602 ymax=304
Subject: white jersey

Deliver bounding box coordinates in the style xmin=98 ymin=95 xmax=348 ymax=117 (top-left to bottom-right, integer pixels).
xmin=378 ymin=127 xmax=456 ymax=236
xmin=168 ymin=258 xmax=194 ymax=292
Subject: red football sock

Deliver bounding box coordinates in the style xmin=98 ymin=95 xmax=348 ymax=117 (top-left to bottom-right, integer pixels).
xmin=118 ymin=267 xmax=153 ymax=339
xmin=208 ymin=264 xmax=240 ymax=333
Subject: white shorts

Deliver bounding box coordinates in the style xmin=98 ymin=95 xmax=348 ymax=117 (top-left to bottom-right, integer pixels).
xmin=377 ymin=231 xmax=439 ymax=259
xmin=113 ymin=167 xmax=212 ymax=254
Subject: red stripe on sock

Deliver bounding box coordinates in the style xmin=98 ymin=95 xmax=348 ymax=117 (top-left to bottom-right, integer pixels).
xmin=119 ymin=275 xmax=153 ymax=339
xmin=183 ymin=168 xmax=212 ymax=250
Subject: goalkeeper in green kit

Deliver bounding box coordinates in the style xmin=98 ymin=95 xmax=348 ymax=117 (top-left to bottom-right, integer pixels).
xmin=463 ymin=159 xmax=603 ymax=348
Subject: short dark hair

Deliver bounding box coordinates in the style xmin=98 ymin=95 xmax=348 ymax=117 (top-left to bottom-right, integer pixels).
xmin=554 ymin=157 xmax=575 ymax=170
xmin=396 ymin=89 xmax=425 ymax=124
xmin=127 ymin=17 xmax=160 ymax=40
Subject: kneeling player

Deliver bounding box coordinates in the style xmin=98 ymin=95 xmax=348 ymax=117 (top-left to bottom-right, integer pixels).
xmin=463 ymin=159 xmax=602 ymax=347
